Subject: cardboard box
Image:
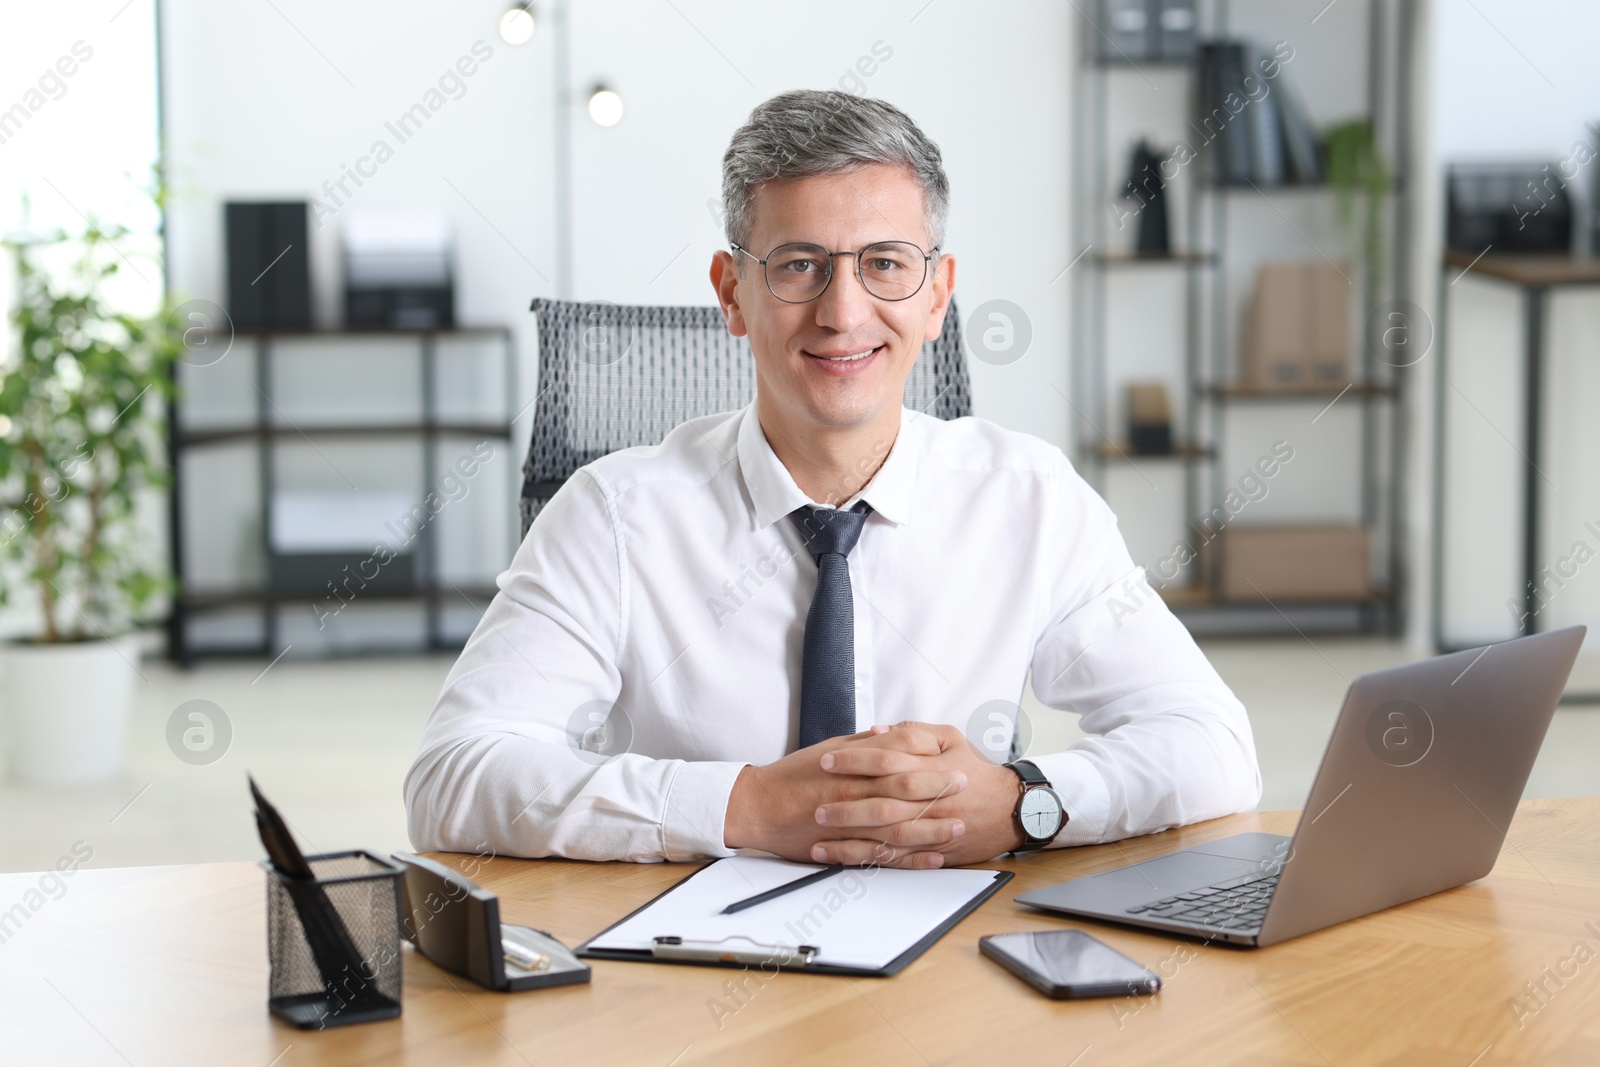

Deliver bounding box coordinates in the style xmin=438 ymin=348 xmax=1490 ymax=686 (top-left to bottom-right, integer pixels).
xmin=1209 ymin=524 xmax=1370 ymax=602
xmin=1242 ymin=264 xmax=1308 ymax=389
xmin=1241 ymin=263 xmax=1351 ymax=390
xmin=1305 ymin=263 xmax=1350 ymax=386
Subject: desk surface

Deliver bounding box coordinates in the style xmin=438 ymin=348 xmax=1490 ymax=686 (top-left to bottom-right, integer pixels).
xmin=3 ymin=798 xmax=1598 ymax=1066
xmin=1444 ymin=247 xmax=1600 ymax=287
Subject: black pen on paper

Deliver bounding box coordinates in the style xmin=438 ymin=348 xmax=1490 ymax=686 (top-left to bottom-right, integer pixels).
xmin=720 ymin=865 xmax=846 ymax=915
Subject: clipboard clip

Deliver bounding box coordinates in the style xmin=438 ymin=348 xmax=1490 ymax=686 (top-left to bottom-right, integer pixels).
xmin=652 ymin=936 xmax=818 ymax=967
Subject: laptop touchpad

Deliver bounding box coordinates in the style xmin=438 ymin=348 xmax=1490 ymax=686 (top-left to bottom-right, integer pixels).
xmin=1089 ymin=852 xmax=1260 ymax=893
xmin=1185 ymin=832 xmax=1291 ymax=864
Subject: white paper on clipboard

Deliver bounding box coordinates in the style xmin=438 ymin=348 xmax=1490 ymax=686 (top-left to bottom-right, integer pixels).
xmin=583 ymin=855 xmax=1002 ymax=971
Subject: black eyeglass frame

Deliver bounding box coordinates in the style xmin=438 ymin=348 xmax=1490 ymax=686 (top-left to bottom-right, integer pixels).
xmin=730 ymin=240 xmax=942 ymax=304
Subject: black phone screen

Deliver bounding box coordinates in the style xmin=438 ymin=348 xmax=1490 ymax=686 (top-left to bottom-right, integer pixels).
xmin=981 ymin=930 xmax=1161 ymax=998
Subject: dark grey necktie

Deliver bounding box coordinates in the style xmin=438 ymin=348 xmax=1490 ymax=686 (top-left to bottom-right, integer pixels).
xmin=788 ymin=501 xmax=873 ymax=748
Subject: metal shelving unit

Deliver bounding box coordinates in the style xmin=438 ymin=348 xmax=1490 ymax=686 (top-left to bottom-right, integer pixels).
xmin=1072 ymin=0 xmax=1414 ymax=635
xmin=167 ymin=326 xmax=516 ymax=664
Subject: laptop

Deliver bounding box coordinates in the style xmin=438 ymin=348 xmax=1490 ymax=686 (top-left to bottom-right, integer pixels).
xmin=1015 ymin=625 xmax=1586 ymax=947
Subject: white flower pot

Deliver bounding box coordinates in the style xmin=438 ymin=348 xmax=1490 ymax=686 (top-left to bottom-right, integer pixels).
xmin=1 ymin=636 xmax=140 ymax=786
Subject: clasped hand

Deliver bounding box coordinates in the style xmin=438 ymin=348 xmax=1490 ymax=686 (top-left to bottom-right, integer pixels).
xmin=723 ymin=721 xmax=1024 ymax=869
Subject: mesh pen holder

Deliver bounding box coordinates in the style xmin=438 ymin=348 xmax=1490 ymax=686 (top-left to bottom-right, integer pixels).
xmin=263 ymin=850 xmax=405 ymax=1029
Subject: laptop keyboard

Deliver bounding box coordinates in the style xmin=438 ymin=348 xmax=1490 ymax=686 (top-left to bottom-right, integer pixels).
xmin=1125 ymin=871 xmax=1280 ymax=931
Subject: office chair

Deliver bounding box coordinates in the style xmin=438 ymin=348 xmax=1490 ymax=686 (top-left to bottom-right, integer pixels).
xmin=519 ymin=297 xmax=971 ymax=536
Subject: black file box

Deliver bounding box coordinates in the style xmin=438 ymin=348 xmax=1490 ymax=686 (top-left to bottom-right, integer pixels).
xmin=262 ymin=850 xmax=405 ymax=1029
xmin=225 ymin=201 xmax=312 ymax=331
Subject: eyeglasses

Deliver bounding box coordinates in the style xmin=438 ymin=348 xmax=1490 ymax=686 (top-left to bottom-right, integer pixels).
xmin=730 ymin=240 xmax=939 ymax=304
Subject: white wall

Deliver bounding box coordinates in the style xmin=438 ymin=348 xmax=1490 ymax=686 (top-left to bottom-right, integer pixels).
xmin=0 ymin=2 xmax=160 ymax=239
xmin=1 ymin=1 xmax=162 ymax=641
xmin=1428 ymin=0 xmax=1600 ymax=649
xmin=1433 ymin=0 xmax=1600 ymax=161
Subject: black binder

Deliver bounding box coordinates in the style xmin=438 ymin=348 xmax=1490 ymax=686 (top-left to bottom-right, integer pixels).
xmin=224 ymin=201 xmax=312 ymax=331
xmin=575 ymin=859 xmax=1013 ymax=978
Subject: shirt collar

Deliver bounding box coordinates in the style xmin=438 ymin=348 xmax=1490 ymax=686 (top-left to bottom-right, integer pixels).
xmin=736 ymin=402 xmax=919 ymax=529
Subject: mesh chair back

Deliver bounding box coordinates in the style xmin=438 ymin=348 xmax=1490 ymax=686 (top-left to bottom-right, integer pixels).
xmin=520 ymin=298 xmax=970 ymax=535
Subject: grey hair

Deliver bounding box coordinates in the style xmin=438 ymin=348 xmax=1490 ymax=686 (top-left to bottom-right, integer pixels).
xmin=720 ymin=89 xmax=950 ymax=254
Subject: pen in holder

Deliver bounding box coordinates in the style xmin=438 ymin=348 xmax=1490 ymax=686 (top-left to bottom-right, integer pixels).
xmin=262 ymin=850 xmax=405 ymax=1029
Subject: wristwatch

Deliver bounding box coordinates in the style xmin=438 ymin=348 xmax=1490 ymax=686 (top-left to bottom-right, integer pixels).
xmin=1005 ymin=760 xmax=1065 ymax=852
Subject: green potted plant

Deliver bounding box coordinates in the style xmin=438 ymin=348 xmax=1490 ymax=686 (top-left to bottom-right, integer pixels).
xmin=0 ymin=219 xmax=178 ymax=785
xmin=1324 ymin=118 xmax=1392 ymax=322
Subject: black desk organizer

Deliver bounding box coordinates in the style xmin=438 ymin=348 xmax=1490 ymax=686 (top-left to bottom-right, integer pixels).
xmin=262 ymin=850 xmax=405 ymax=1029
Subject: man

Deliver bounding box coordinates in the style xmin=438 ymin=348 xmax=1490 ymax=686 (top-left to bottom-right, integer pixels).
xmin=405 ymin=90 xmax=1260 ymax=869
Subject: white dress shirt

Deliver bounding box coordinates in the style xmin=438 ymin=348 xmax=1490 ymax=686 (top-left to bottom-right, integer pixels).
xmin=405 ymin=403 xmax=1261 ymax=862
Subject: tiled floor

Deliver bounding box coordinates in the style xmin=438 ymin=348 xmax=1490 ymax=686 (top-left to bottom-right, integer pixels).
xmin=1 ymin=639 xmax=1597 ymax=874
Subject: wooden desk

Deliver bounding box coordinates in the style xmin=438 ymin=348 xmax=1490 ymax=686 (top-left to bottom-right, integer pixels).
xmin=1443 ymin=248 xmax=1600 ymax=289
xmin=3 ymin=799 xmax=1598 ymax=1066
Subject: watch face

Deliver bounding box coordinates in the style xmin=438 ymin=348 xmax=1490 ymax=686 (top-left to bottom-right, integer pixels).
xmin=1019 ymin=787 xmax=1063 ymax=840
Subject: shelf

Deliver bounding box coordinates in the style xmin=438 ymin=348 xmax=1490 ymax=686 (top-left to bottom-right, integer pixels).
xmin=217 ymin=326 xmax=513 ymax=340
xmin=1208 ymin=588 xmax=1389 ymax=609
xmin=1202 ymin=383 xmax=1396 ymax=401
xmin=179 ymin=422 xmax=517 ymax=446
xmin=169 ymin=323 xmax=519 ymax=663
xmin=1204 ymin=178 xmax=1404 ymax=195
xmin=182 ymin=585 xmax=501 ymax=611
xmin=1157 ymin=584 xmax=1216 ymax=609
xmin=1205 ymin=180 xmax=1332 ymax=194
xmin=1071 ymin=7 xmax=1408 ymax=641
xmin=1090 ymin=442 xmax=1213 ymax=461
xmin=173 ymin=643 xmax=474 ymax=661
xmin=1092 ymin=251 xmax=1217 ymax=268
xmin=1161 ymin=584 xmax=1390 ymax=610
xmin=1092 ymin=57 xmax=1196 ymax=71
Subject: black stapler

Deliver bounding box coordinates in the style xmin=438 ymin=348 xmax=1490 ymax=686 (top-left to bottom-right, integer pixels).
xmin=391 ymin=852 xmax=591 ymax=992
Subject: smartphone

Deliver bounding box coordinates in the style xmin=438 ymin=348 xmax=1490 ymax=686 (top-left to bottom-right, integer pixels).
xmin=979 ymin=930 xmax=1161 ymax=1000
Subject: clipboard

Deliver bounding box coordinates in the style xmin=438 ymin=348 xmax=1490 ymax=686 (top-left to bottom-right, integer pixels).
xmin=575 ymin=856 xmax=1012 ymax=977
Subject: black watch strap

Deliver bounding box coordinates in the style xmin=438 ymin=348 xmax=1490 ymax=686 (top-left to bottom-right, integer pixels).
xmin=1008 ymin=759 xmax=1048 ymax=787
